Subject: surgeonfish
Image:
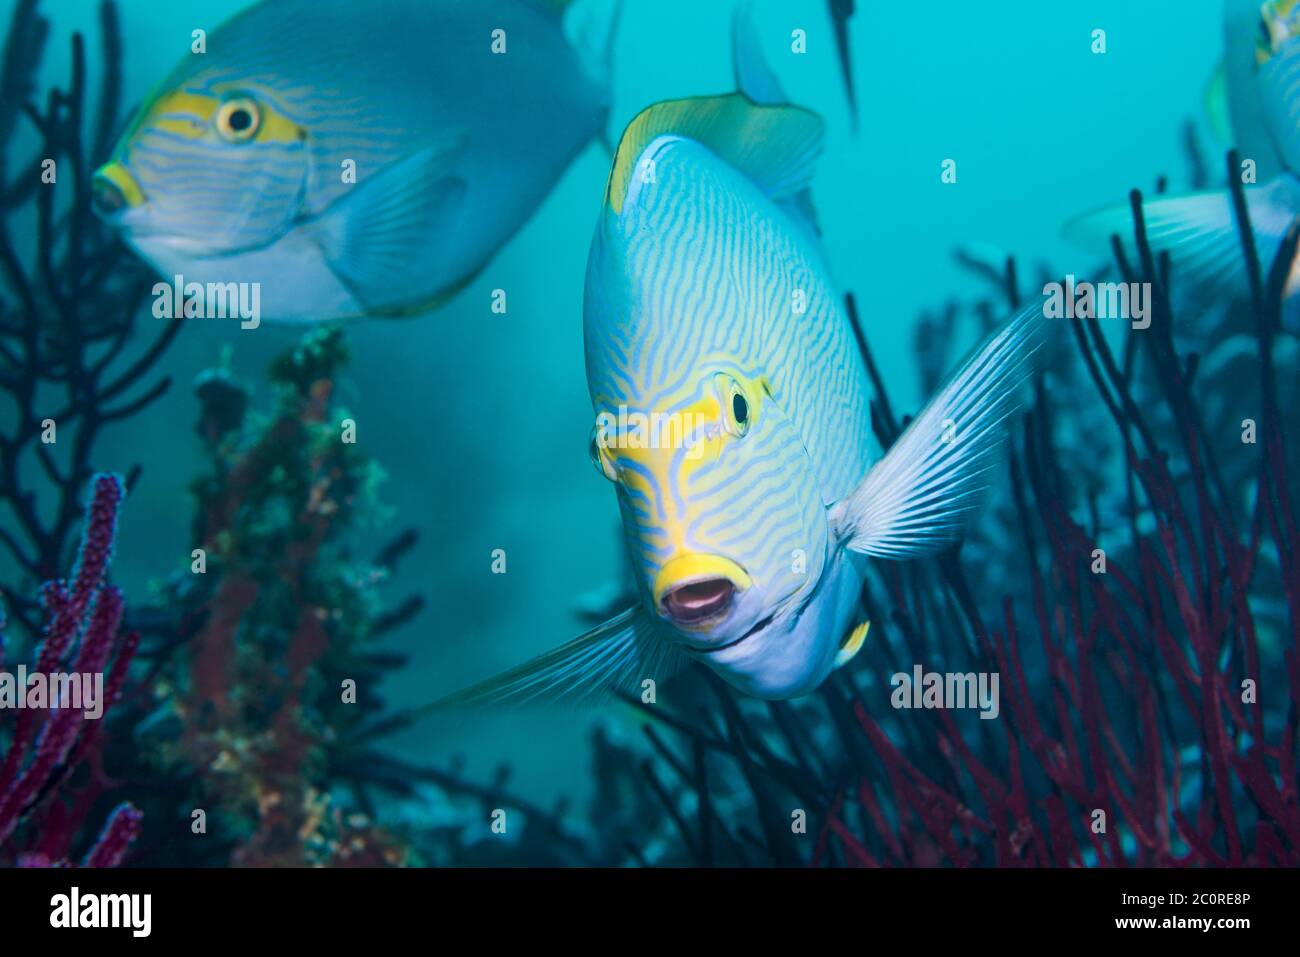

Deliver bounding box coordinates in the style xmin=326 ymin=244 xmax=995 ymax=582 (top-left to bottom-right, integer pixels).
xmin=1066 ymin=0 xmax=1300 ymax=332
xmin=92 ymin=0 xmax=616 ymax=322
xmin=435 ymin=9 xmax=1047 ymax=704
xmin=1204 ymin=0 xmax=1285 ymax=180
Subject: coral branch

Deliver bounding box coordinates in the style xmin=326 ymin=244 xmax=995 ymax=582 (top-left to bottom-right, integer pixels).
xmin=0 ymin=472 xmax=140 ymax=866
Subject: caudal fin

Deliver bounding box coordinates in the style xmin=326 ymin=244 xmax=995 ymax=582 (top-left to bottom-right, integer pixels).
xmin=559 ymin=0 xmax=621 ymax=112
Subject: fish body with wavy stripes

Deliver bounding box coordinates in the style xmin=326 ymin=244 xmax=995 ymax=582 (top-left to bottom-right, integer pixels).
xmin=581 ymin=102 xmax=874 ymax=699
xmin=91 ymin=0 xmax=614 ymax=322
xmin=437 ymin=21 xmax=1045 ymax=704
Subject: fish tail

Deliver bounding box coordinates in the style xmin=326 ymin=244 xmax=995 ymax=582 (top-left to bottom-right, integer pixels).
xmin=561 ymin=0 xmax=621 ymax=112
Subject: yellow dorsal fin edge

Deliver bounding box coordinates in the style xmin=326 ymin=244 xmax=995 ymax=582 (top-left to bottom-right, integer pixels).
xmin=604 ymin=93 xmax=824 ymax=215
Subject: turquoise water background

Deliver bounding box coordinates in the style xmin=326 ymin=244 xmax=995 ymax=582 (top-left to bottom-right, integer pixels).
xmin=10 ymin=0 xmax=1222 ymax=807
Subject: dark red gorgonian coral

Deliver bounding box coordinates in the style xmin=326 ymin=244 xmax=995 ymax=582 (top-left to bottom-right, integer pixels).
xmin=0 ymin=473 xmax=141 ymax=866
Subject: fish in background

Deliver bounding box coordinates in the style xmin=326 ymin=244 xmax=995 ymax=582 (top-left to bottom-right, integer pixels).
xmin=92 ymin=0 xmax=617 ymax=322
xmin=1204 ymin=0 xmax=1286 ymax=180
xmin=1066 ymin=0 xmax=1300 ymax=333
xmin=827 ymin=0 xmax=858 ymax=132
xmin=437 ymin=7 xmax=1046 ymax=704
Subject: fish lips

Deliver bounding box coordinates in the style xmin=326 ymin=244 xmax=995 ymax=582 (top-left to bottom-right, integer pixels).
xmin=661 ymin=584 xmax=774 ymax=653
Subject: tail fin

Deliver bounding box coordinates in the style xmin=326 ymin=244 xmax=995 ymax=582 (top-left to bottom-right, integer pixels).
xmin=1063 ymin=177 xmax=1300 ymax=305
xmin=561 ymin=0 xmax=621 ymax=112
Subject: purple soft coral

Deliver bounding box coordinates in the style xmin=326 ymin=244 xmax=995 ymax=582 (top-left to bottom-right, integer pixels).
xmin=0 ymin=473 xmax=141 ymax=865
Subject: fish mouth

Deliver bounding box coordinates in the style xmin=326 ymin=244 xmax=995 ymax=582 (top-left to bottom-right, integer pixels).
xmin=654 ymin=553 xmax=752 ymax=629
xmin=685 ymin=553 xmax=829 ymax=657
xmin=692 ymin=612 xmax=775 ymax=655
xmin=661 ymin=577 xmax=736 ymax=624
xmin=92 ymin=162 xmax=145 ymax=216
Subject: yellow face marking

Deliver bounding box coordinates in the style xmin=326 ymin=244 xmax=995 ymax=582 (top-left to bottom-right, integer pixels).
xmin=610 ymin=391 xmax=721 ymax=556
xmin=653 ymin=554 xmax=753 ymax=611
xmin=132 ymin=88 xmax=304 ymax=146
xmin=252 ymin=106 xmax=307 ymax=145
xmin=144 ymin=89 xmax=218 ymax=135
xmin=602 ymin=372 xmax=769 ymax=573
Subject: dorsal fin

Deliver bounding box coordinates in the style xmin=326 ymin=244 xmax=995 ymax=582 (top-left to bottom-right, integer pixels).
xmin=603 ymin=93 xmax=824 ymax=215
xmin=732 ymin=0 xmax=785 ymax=105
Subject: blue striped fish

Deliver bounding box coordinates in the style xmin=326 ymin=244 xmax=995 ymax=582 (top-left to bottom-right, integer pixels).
xmin=438 ymin=12 xmax=1045 ymax=704
xmin=1204 ymin=0 xmax=1285 ymax=181
xmin=1066 ymin=0 xmax=1300 ymax=331
xmin=92 ymin=0 xmax=615 ymax=322
xmin=1259 ymin=0 xmax=1300 ymax=171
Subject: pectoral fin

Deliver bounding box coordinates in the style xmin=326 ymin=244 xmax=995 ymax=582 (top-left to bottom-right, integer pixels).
xmin=834 ymin=620 xmax=870 ymax=669
xmin=317 ymin=136 xmax=468 ymax=314
xmin=830 ymin=300 xmax=1046 ymax=558
xmin=423 ymin=606 xmax=683 ymax=710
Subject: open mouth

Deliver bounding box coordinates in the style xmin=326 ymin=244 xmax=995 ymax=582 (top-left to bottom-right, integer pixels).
xmin=661 ymin=576 xmax=736 ymax=625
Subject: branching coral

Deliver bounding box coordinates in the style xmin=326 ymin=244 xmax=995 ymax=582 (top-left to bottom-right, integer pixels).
xmin=0 ymin=472 xmax=141 ymax=866
xmin=125 ymin=329 xmax=427 ymax=866
xmin=0 ymin=0 xmax=177 ymax=637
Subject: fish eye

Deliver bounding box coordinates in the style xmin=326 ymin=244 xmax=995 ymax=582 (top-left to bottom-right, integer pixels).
xmin=716 ymin=375 xmax=752 ymax=437
xmin=589 ymin=424 xmax=617 ymax=482
xmin=732 ymin=392 xmax=749 ymax=426
xmin=216 ymin=97 xmax=261 ymax=143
